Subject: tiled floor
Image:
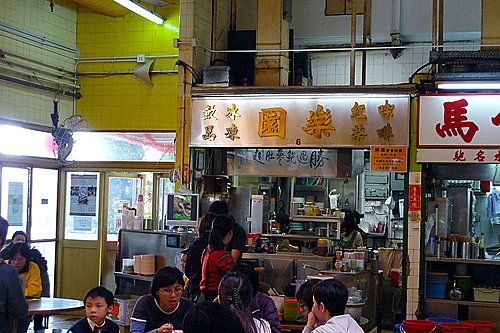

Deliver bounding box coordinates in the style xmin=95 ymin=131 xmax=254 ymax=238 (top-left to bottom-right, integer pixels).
xmin=28 ymin=315 xmax=79 ymax=332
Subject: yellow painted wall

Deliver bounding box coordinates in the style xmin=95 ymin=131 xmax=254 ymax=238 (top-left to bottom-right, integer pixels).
xmin=76 ymin=4 xmax=180 ymax=130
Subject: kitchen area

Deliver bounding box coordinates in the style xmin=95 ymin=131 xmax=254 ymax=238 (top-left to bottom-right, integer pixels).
xmin=113 ymin=87 xmax=412 ymax=331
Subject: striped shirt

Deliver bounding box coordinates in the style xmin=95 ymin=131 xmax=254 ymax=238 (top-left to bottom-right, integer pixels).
xmin=200 ymin=245 xmax=235 ymax=292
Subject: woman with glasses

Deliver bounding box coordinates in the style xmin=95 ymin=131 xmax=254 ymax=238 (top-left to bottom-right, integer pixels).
xmin=296 ymin=279 xmax=321 ymax=321
xmin=130 ymin=266 xmax=193 ymax=333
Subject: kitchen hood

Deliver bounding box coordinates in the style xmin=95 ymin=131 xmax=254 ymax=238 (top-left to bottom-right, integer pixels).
xmin=429 ymin=164 xmax=500 ymax=185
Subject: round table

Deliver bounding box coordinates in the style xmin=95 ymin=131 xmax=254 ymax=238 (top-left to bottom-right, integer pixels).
xmin=28 ymin=297 xmax=84 ymax=315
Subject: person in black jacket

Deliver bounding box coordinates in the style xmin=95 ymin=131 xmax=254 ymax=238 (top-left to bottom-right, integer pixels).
xmin=0 ymin=216 xmax=29 ymax=333
xmin=1 ymin=230 xmax=50 ymax=331
xmin=184 ymin=212 xmax=216 ymax=301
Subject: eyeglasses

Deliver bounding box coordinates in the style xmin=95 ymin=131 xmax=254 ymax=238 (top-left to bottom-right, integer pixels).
xmin=298 ymin=302 xmax=306 ymax=309
xmin=159 ymin=287 xmax=183 ymax=295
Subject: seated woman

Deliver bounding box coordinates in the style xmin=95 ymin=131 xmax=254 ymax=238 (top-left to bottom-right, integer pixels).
xmin=4 ymin=231 xmax=50 ymax=331
xmin=229 ymin=264 xmax=280 ymax=333
xmin=339 ymin=211 xmax=364 ymax=249
xmin=218 ymin=272 xmax=271 ymax=333
xmin=8 ymin=242 xmax=42 ymax=298
xmin=183 ymin=301 xmax=245 ymax=333
xmin=199 ymin=215 xmax=235 ymax=302
xmin=130 ymin=266 xmax=193 ymax=333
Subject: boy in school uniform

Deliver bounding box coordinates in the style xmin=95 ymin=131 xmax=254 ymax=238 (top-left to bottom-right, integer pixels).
xmin=68 ymin=286 xmax=119 ymax=333
xmin=302 ymin=279 xmax=363 ymax=333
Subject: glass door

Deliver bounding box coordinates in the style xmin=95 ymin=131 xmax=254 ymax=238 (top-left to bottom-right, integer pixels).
xmin=0 ymin=167 xmax=29 ymax=238
xmin=106 ymin=173 xmax=144 ymax=242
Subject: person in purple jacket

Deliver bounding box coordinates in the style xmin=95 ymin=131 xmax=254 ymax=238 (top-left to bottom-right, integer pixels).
xmin=230 ymin=263 xmax=281 ymax=333
xmin=0 ymin=216 xmax=29 ymax=333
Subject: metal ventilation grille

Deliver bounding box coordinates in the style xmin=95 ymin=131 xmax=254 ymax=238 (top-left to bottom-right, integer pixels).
xmin=430 ymin=50 xmax=500 ymax=80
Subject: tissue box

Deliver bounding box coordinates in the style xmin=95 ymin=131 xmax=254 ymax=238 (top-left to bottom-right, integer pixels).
xmin=110 ymin=295 xmax=139 ymax=326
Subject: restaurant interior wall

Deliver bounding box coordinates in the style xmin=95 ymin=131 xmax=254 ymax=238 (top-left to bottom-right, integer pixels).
xmin=0 ymin=0 xmax=76 ymax=125
xmin=75 ymin=3 xmax=180 ymax=130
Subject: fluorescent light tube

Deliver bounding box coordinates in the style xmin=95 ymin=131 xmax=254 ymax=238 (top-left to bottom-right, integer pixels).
xmin=114 ymin=0 xmax=164 ymax=25
xmin=438 ymin=82 xmax=500 ymax=90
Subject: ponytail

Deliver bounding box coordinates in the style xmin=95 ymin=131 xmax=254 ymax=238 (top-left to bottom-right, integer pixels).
xmin=208 ymin=215 xmax=233 ymax=250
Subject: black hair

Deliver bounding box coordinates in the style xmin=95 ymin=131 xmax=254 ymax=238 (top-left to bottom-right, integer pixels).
xmin=183 ymin=301 xmax=245 ymax=333
xmin=208 ymin=200 xmax=229 ymax=214
xmin=198 ymin=212 xmax=217 ymax=236
xmin=8 ymin=242 xmax=32 ymax=273
xmin=84 ymin=286 xmax=115 ymax=307
xmin=0 ymin=216 xmax=8 ymax=247
xmin=312 ymin=279 xmax=348 ymax=317
xmin=342 ymin=211 xmax=358 ymax=234
xmin=229 ymin=263 xmax=259 ymax=296
xmin=296 ymin=279 xmax=321 ymax=310
xmin=150 ymin=266 xmax=184 ymax=301
xmin=218 ymin=272 xmax=260 ymax=333
xmin=208 ymin=215 xmax=233 ymax=251
xmin=11 ymin=230 xmax=28 ymax=243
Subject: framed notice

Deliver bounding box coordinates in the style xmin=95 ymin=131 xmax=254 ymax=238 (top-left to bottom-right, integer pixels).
xmin=408 ymin=172 xmax=422 ymax=224
xmin=7 ymin=182 xmax=23 ymax=226
xmin=370 ymin=145 xmax=407 ymax=172
xmin=69 ymin=174 xmax=98 ymax=216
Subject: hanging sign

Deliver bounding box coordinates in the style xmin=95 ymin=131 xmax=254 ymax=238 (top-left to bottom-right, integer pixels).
xmin=370 ymin=145 xmax=407 ymax=172
xmin=69 ymin=174 xmax=98 ymax=216
xmin=408 ymin=172 xmax=422 ymax=224
xmin=418 ymin=93 xmax=500 ymax=148
xmin=228 ymin=149 xmax=338 ymax=177
xmin=191 ymin=95 xmax=409 ymax=148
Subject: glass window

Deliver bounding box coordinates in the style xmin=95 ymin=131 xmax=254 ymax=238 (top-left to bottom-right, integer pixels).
xmin=31 ymin=168 xmax=58 ymax=240
xmin=0 ymin=125 xmax=54 ymax=159
xmin=0 ymin=167 xmax=29 ymax=239
xmin=31 ymin=241 xmax=56 ymax=297
xmin=64 ymin=172 xmax=100 ymax=241
xmin=106 ymin=175 xmax=142 ymax=242
xmin=70 ymin=132 xmax=176 ymax=162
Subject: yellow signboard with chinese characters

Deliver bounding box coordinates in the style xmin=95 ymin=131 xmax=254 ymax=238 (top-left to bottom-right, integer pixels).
xmin=190 ymin=95 xmax=410 ymax=148
xmin=370 ymin=145 xmax=408 ymax=172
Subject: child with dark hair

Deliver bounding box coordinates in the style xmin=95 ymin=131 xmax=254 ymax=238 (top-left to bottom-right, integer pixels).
xmin=302 ymin=279 xmax=363 ymax=333
xmin=199 ymin=215 xmax=235 ymax=302
xmin=184 ymin=212 xmax=216 ymax=301
xmin=131 ymin=266 xmax=193 ymax=333
xmin=8 ymin=242 xmax=42 ymax=299
xmin=218 ymin=272 xmax=271 ymax=333
xmin=296 ymin=279 xmax=321 ymax=321
xmin=208 ymin=200 xmax=246 ymax=262
xmin=230 ymin=264 xmax=280 ymax=333
xmin=68 ymin=286 xmax=119 ymax=333
xmin=183 ymin=301 xmax=245 ymax=333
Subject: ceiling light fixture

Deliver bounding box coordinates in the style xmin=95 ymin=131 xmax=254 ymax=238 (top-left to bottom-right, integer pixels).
xmin=113 ymin=0 xmax=164 ymax=25
xmin=438 ymin=82 xmax=500 ymax=90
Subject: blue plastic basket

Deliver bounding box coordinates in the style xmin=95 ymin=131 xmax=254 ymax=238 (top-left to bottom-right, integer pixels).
xmin=394 ymin=323 xmax=402 ymax=333
xmin=426 ymin=281 xmax=447 ymax=299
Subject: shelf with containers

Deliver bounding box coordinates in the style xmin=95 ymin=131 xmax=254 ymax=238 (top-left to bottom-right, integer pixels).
xmin=424 ymin=256 xmax=500 ymax=321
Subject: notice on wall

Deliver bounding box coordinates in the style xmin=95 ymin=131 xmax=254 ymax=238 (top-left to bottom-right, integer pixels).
xmin=7 ymin=182 xmax=23 ymax=226
xmin=408 ymin=171 xmax=422 ymax=224
xmin=69 ymin=174 xmax=98 ymax=216
xmin=73 ymin=216 xmax=93 ymax=231
xmin=370 ymin=145 xmax=407 ymax=172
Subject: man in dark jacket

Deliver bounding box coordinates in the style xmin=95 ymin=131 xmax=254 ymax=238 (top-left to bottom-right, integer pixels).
xmin=0 ymin=216 xmax=29 ymax=333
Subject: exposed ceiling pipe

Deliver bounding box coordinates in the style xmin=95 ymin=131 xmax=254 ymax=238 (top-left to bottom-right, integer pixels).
xmin=0 ymin=56 xmax=76 ymax=82
xmin=76 ymin=54 xmax=178 ymax=63
xmin=0 ymin=63 xmax=79 ymax=88
xmin=2 ymin=50 xmax=74 ymax=75
xmin=0 ymin=22 xmax=77 ymax=56
xmin=0 ymin=74 xmax=80 ymax=98
xmin=78 ymin=69 xmax=178 ymax=75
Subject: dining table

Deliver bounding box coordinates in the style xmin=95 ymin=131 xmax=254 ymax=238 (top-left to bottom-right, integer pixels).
xmin=27 ymin=297 xmax=84 ymax=329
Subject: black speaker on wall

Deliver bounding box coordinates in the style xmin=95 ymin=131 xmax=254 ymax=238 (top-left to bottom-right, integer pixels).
xmin=227 ymin=30 xmax=256 ymax=86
